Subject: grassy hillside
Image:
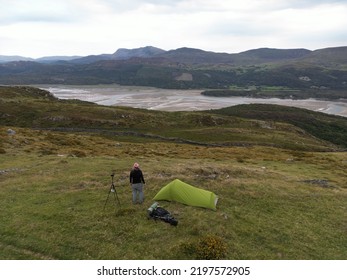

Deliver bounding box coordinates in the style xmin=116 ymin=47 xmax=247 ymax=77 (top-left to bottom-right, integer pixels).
xmin=210 ymin=104 xmax=347 ymax=148
xmin=1 ymin=86 xmax=345 ymax=151
xmin=0 ymin=86 xmax=346 ymax=260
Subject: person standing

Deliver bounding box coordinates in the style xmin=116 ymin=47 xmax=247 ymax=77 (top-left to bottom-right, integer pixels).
xmin=129 ymin=162 xmax=145 ymax=204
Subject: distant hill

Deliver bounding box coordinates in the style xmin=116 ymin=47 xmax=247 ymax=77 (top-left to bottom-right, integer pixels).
xmin=235 ymin=48 xmax=311 ymax=64
xmin=0 ymin=55 xmax=82 ymax=64
xmin=2 ymin=45 xmax=347 ymax=66
xmin=36 ymin=56 xmax=83 ymax=63
xmin=113 ymin=46 xmax=166 ymax=59
xmin=0 ymin=55 xmax=34 ymax=63
xmin=157 ymin=47 xmax=235 ymax=64
xmin=298 ymin=46 xmax=347 ymax=67
xmin=1 ymin=46 xmax=347 ymax=92
xmin=149 ymin=47 xmax=313 ymax=65
xmin=70 ymin=46 xmax=166 ymax=64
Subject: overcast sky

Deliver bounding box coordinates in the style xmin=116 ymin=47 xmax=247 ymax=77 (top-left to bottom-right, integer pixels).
xmin=1 ymin=0 xmax=347 ymax=58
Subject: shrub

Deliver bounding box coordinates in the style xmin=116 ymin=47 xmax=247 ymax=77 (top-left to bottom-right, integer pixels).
xmin=195 ymin=234 xmax=228 ymax=259
xmin=180 ymin=234 xmax=228 ymax=260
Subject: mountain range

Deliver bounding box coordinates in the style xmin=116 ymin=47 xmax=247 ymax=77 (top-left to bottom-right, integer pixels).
xmin=0 ymin=46 xmax=166 ymax=63
xmin=1 ymin=46 xmax=347 ymax=91
xmin=2 ymin=45 xmax=346 ymax=65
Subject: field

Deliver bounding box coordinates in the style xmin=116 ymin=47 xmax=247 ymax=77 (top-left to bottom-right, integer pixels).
xmin=0 ymin=86 xmax=346 ymax=259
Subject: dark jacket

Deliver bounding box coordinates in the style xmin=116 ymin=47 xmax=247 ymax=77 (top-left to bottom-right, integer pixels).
xmin=130 ymin=168 xmax=145 ymax=184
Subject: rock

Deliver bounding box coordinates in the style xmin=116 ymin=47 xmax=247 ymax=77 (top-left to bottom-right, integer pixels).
xmin=7 ymin=128 xmax=16 ymax=135
xmin=301 ymin=179 xmax=333 ymax=188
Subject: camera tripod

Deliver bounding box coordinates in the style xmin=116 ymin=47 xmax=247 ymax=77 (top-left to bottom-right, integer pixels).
xmin=103 ymin=173 xmax=121 ymax=210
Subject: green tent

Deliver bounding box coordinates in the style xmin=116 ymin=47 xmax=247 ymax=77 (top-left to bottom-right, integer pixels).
xmin=153 ymin=179 xmax=218 ymax=210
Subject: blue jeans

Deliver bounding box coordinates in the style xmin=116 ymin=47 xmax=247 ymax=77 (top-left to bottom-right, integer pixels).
xmin=131 ymin=183 xmax=144 ymax=204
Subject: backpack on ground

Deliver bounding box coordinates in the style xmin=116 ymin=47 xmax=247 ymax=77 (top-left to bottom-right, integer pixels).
xmin=147 ymin=202 xmax=178 ymax=226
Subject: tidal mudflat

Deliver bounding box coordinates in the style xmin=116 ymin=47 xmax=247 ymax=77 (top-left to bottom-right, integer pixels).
xmin=39 ymin=84 xmax=347 ymax=117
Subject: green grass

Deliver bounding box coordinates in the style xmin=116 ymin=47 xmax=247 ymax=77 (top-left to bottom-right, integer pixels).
xmin=0 ymin=86 xmax=346 ymax=259
xmin=0 ymin=128 xmax=346 ymax=259
xmin=210 ymin=104 xmax=347 ymax=148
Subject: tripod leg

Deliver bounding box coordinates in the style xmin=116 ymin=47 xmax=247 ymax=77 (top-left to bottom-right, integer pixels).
xmin=114 ymin=190 xmax=121 ymax=207
xmin=112 ymin=183 xmax=121 ymax=207
xmin=103 ymin=189 xmax=112 ymax=211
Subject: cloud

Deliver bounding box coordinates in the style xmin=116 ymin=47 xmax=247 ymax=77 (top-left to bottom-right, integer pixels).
xmin=0 ymin=0 xmax=58 ymax=24
xmin=0 ymin=0 xmax=346 ymax=57
xmin=99 ymin=0 xmax=185 ymax=11
xmin=197 ymin=0 xmax=347 ymax=51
